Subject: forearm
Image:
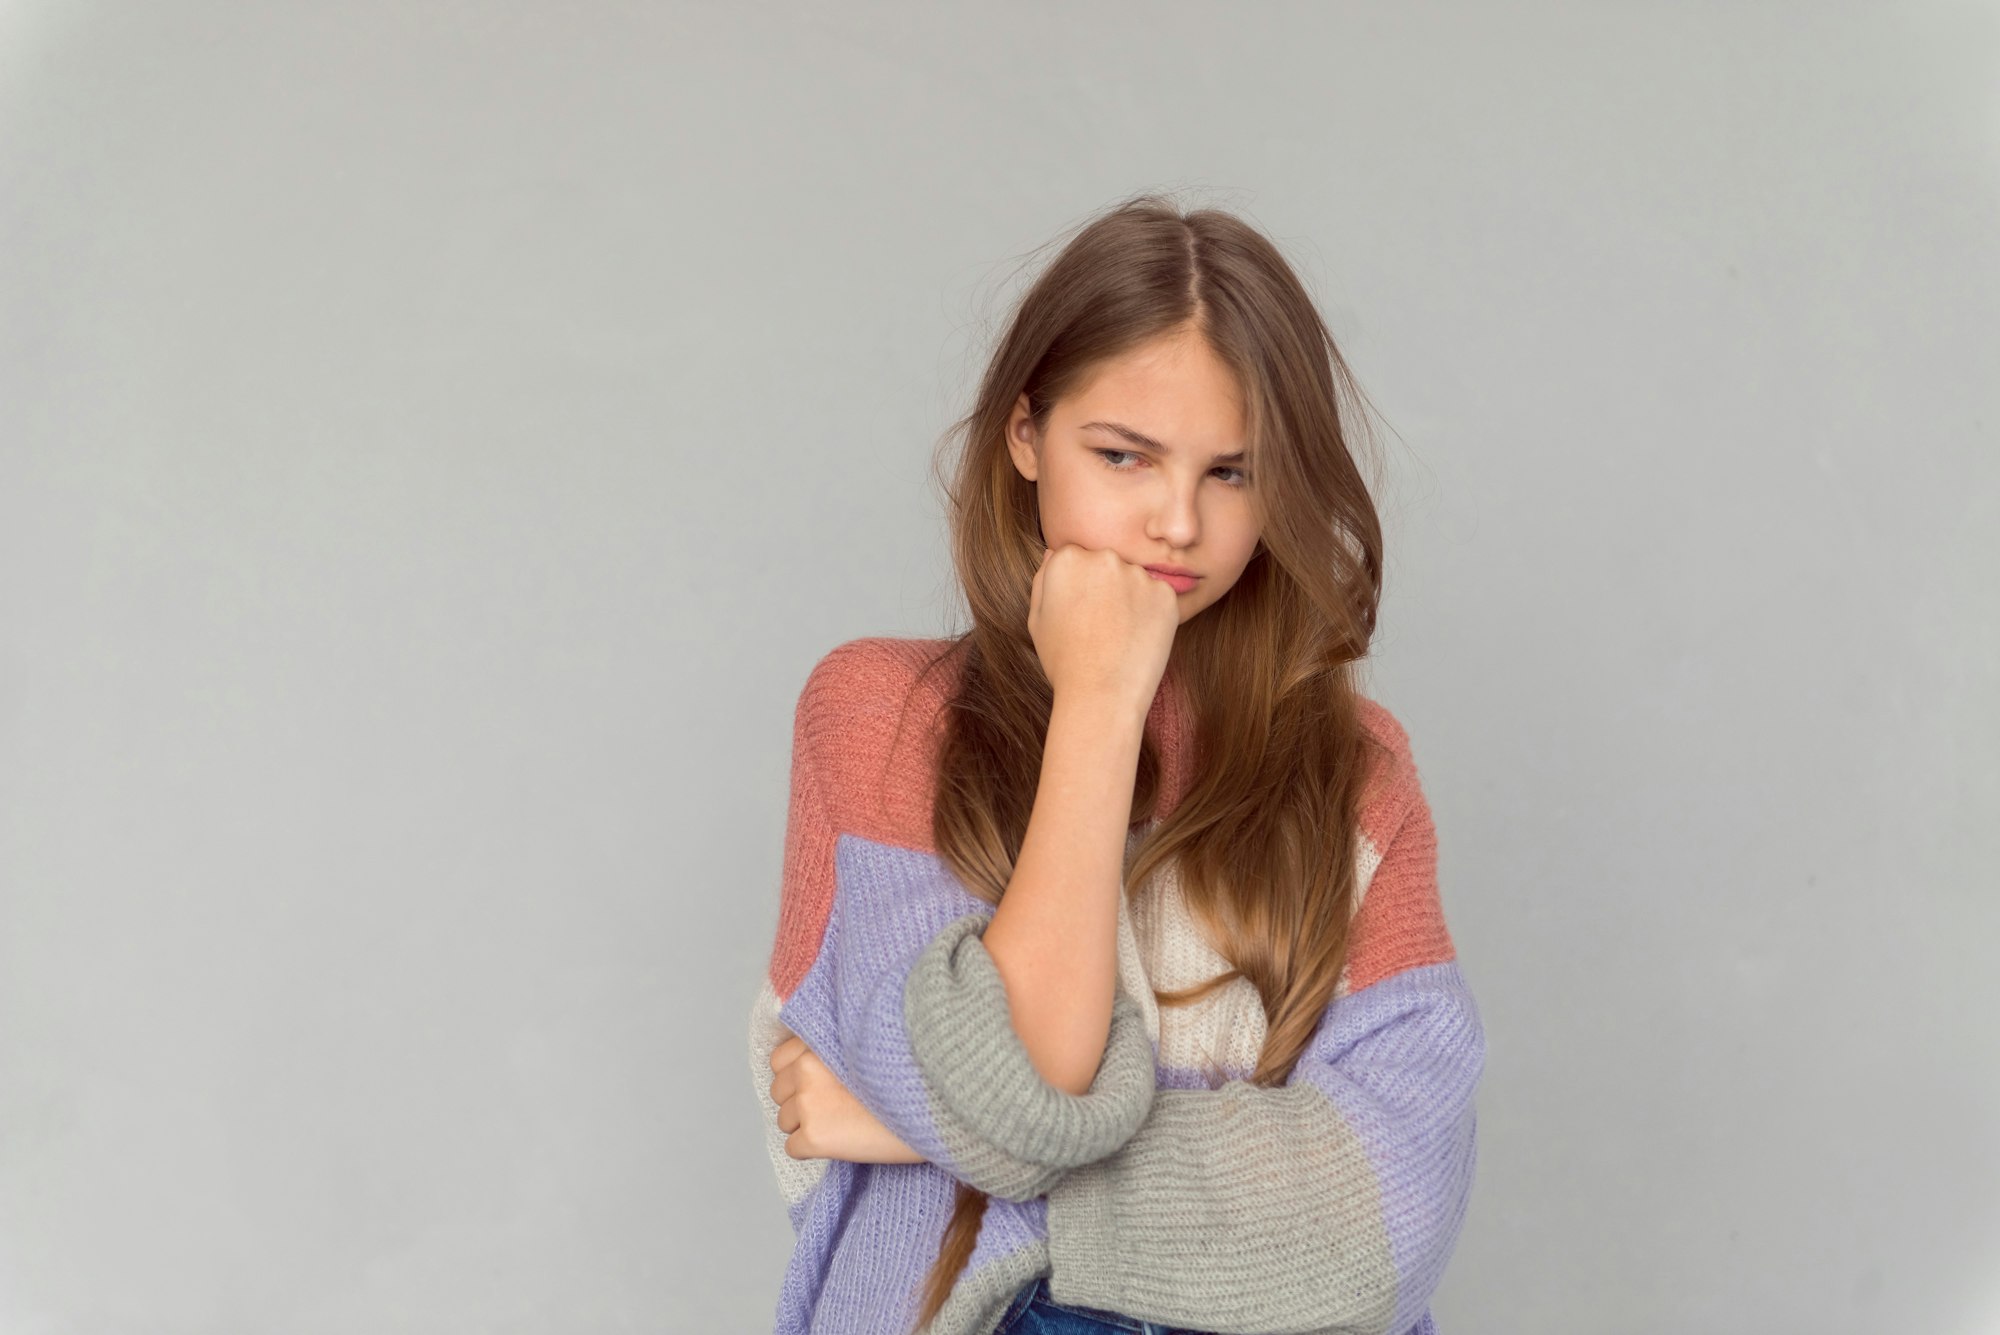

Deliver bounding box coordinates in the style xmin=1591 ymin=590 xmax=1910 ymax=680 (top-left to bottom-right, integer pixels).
xmin=980 ymin=690 xmax=1148 ymax=1095
xmin=754 ymin=639 xmax=1156 ymax=1205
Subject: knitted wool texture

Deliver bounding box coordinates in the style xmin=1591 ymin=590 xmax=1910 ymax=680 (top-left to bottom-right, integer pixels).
xmin=746 ymin=637 xmax=1485 ymax=1335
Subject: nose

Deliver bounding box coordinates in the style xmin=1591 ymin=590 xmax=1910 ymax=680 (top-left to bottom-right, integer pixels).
xmin=1145 ymin=474 xmax=1201 ymax=550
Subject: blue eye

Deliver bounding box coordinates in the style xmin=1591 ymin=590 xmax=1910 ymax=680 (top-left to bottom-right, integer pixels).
xmin=1092 ymin=449 xmax=1250 ymax=488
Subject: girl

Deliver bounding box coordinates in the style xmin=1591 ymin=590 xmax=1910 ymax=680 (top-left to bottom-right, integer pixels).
xmin=747 ymin=193 xmax=1485 ymax=1335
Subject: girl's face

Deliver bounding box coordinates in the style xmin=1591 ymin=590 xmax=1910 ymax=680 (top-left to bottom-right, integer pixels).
xmin=1005 ymin=328 xmax=1263 ymax=625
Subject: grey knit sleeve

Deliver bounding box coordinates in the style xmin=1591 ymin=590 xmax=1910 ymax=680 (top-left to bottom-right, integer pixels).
xmin=1042 ymin=960 xmax=1485 ymax=1335
xmin=870 ymin=910 xmax=1158 ymax=1202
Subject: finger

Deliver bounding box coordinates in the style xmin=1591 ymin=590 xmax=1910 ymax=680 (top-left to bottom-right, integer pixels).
xmin=769 ymin=1036 xmax=803 ymax=1071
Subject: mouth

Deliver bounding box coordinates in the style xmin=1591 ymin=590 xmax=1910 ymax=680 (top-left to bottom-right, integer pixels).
xmin=1143 ymin=564 xmax=1201 ymax=593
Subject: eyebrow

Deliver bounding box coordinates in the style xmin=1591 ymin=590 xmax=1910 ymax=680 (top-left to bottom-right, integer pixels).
xmin=1078 ymin=420 xmax=1247 ymax=464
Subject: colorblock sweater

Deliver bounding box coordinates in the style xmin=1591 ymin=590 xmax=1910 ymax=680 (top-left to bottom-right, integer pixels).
xmin=746 ymin=636 xmax=1485 ymax=1335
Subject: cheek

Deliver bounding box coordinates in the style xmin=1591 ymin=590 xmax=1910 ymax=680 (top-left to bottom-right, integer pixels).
xmin=1210 ymin=542 xmax=1261 ymax=595
xmin=1215 ymin=523 xmax=1260 ymax=572
xmin=1043 ymin=479 xmax=1123 ymax=547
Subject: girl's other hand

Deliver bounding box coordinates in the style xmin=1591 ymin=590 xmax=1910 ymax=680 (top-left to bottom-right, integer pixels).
xmin=768 ymin=1028 xmax=926 ymax=1165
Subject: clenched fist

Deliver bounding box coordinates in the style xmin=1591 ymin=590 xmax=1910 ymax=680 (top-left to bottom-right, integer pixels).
xmin=1028 ymin=543 xmax=1181 ymax=710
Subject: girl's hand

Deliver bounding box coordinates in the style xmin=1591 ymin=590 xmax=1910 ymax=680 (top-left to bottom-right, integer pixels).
xmin=768 ymin=1028 xmax=926 ymax=1165
xmin=1028 ymin=544 xmax=1180 ymax=711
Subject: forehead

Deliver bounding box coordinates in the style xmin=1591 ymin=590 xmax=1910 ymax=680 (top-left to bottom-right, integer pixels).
xmin=1058 ymin=334 xmax=1246 ymax=444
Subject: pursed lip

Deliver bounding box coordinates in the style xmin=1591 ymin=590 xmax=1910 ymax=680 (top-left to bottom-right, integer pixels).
xmin=1143 ymin=563 xmax=1200 ymax=579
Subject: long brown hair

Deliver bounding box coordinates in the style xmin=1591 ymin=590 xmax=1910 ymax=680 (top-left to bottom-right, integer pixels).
xmin=909 ymin=191 xmax=1394 ymax=1330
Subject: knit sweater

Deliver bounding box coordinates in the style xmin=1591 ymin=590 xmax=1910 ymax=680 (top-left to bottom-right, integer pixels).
xmin=746 ymin=636 xmax=1485 ymax=1335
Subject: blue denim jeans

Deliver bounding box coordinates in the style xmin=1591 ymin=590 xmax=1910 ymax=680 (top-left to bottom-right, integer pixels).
xmin=993 ymin=1275 xmax=1213 ymax=1335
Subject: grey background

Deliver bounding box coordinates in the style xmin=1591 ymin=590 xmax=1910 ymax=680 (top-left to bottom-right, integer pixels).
xmin=3 ymin=2 xmax=1996 ymax=1332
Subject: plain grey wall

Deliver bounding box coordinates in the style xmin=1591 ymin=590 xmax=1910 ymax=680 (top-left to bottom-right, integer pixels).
xmin=2 ymin=2 xmax=1995 ymax=1332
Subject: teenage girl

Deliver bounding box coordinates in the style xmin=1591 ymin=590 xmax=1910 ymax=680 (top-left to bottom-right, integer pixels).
xmin=752 ymin=193 xmax=1483 ymax=1335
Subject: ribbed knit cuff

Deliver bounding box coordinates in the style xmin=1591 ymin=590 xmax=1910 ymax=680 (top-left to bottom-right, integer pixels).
xmin=901 ymin=911 xmax=1156 ymax=1199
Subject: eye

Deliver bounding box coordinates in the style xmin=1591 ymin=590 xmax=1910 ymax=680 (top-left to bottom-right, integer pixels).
xmin=1094 ymin=449 xmax=1250 ymax=487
